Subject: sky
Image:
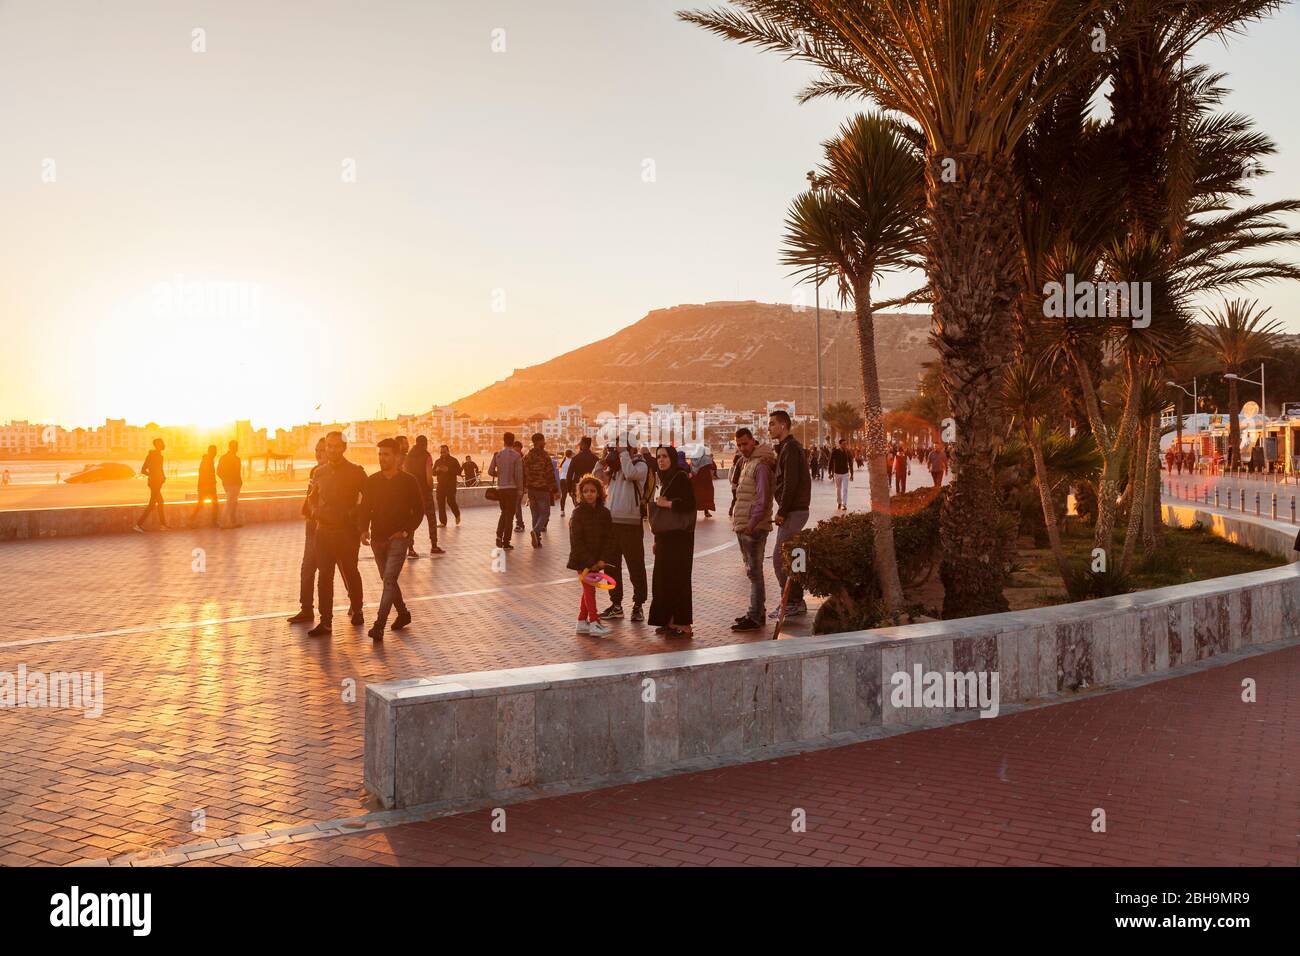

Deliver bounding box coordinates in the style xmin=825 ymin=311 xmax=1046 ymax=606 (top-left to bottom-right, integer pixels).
xmin=2 ymin=0 xmax=1299 ymax=431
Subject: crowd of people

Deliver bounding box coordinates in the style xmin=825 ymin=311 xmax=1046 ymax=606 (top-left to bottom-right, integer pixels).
xmin=127 ymin=414 xmax=952 ymax=642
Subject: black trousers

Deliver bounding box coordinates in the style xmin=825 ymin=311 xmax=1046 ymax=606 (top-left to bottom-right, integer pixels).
xmin=298 ymin=520 xmax=317 ymax=611
xmin=436 ymin=484 xmax=460 ymax=524
xmin=138 ymin=485 xmax=167 ymax=527
xmin=190 ymin=490 xmax=219 ymax=527
xmin=607 ymin=521 xmax=647 ymax=607
xmin=315 ymin=525 xmax=363 ymax=622
xmin=495 ymin=490 xmax=518 ymax=545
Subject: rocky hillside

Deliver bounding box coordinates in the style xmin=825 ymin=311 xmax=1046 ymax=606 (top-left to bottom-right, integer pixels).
xmin=452 ymin=301 xmax=935 ymax=419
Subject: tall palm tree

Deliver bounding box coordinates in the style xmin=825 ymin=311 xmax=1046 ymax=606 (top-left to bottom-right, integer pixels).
xmin=679 ymin=0 xmax=1111 ymax=619
xmin=1197 ymin=299 xmax=1281 ymax=468
xmin=822 ymin=400 xmax=864 ymax=441
xmin=783 ymin=112 xmax=925 ymax=610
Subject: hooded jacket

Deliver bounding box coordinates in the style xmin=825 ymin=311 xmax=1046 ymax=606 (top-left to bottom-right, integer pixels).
xmin=596 ymin=449 xmax=648 ymax=526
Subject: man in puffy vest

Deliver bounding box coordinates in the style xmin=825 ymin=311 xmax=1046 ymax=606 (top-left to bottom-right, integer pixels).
xmin=730 ymin=427 xmax=776 ymax=632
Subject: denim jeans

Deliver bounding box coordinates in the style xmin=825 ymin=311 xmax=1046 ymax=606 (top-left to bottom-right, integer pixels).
xmin=833 ymin=473 xmax=849 ymax=507
xmin=773 ymin=510 xmax=808 ymax=607
xmin=222 ymin=484 xmax=241 ymax=527
xmin=298 ymin=520 xmax=318 ymax=611
xmin=528 ymin=490 xmax=552 ymax=534
xmin=737 ymin=530 xmax=769 ymax=619
xmin=370 ymin=535 xmax=409 ymax=626
xmin=496 ymin=489 xmax=518 ymax=545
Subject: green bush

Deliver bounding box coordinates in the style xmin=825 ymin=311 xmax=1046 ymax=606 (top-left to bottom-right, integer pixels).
xmin=783 ymin=488 xmax=943 ymax=634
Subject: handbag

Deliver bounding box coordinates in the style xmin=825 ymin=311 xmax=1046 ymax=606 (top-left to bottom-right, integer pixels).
xmin=485 ymin=487 xmax=500 ymax=501
xmin=649 ymin=473 xmax=696 ymax=534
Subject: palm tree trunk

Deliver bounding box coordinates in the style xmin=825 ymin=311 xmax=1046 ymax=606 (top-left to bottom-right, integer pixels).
xmin=1120 ymin=415 xmax=1150 ymax=574
xmin=1145 ymin=415 xmax=1163 ymax=551
xmin=927 ymin=152 xmax=1020 ymax=618
xmin=1028 ymin=429 xmax=1074 ymax=592
xmin=1091 ymin=353 xmax=1142 ymax=562
xmin=853 ymin=277 xmax=904 ymax=610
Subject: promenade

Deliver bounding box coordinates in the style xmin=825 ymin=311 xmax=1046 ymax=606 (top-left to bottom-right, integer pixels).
xmin=1 ymin=467 xmax=1295 ymax=867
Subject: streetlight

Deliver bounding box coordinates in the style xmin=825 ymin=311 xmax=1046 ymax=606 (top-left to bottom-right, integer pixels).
xmin=1226 ymin=364 xmax=1268 ymax=474
xmin=1165 ymin=378 xmax=1198 ymax=437
xmin=807 ymin=169 xmax=824 ymax=450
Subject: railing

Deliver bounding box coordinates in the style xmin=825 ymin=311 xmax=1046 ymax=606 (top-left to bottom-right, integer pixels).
xmin=1162 ymin=477 xmax=1295 ymax=525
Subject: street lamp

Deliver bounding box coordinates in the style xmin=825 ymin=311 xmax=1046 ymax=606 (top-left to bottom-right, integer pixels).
xmin=807 ymin=169 xmax=824 ymax=450
xmin=1165 ymin=378 xmax=1198 ymax=437
xmin=1223 ymin=363 xmax=1265 ymax=417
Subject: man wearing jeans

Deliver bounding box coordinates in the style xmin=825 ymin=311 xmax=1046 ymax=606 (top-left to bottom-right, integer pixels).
xmin=522 ymin=432 xmax=559 ymax=548
xmin=830 ymin=437 xmax=853 ymax=510
xmin=307 ymin=431 xmax=367 ymax=637
xmin=217 ymin=440 xmax=243 ymax=528
xmin=287 ymin=438 xmax=327 ymax=625
xmin=595 ymin=441 xmax=649 ymax=622
xmin=358 ymin=438 xmax=425 ymax=640
xmin=488 ymin=431 xmax=523 ymax=549
xmin=768 ymin=410 xmax=811 ymax=619
xmin=730 ymin=427 xmax=776 ymax=632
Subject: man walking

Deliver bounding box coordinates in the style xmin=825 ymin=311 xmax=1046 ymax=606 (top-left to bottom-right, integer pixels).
xmin=288 ymin=438 xmax=327 ymax=625
xmin=512 ymin=439 xmax=527 ymax=533
xmin=830 ymin=437 xmax=853 ymax=511
xmin=190 ymin=444 xmax=220 ymax=528
xmin=523 ymin=433 xmax=560 ymax=547
xmin=403 ymin=435 xmax=444 ymax=556
xmin=358 ymin=438 xmax=425 ymax=640
xmin=596 ymin=438 xmax=648 ymax=622
xmin=927 ymin=444 xmax=947 ymax=489
xmin=731 ymin=428 xmax=776 ymax=632
xmin=768 ymin=410 xmax=810 ymax=620
xmin=133 ymin=438 xmax=169 ymax=531
xmin=218 ymin=440 xmax=243 ymax=528
xmin=568 ymin=436 xmax=598 ymax=505
xmin=433 ymin=444 xmax=462 ymax=525
xmin=488 ymin=431 xmax=523 ymax=549
xmin=307 ymin=430 xmax=367 ymax=637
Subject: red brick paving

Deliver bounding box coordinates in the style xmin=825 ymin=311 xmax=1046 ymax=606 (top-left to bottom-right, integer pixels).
xmin=206 ymin=642 xmax=1300 ymax=867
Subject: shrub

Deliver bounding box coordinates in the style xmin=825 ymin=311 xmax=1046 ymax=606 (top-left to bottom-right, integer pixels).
xmin=783 ymin=488 xmax=943 ymax=634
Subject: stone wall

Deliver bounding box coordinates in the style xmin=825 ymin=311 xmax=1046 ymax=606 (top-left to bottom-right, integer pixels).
xmin=365 ymin=502 xmax=1300 ymax=810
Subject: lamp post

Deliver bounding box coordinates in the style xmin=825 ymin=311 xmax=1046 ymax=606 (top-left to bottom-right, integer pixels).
xmin=1226 ymin=364 xmax=1267 ymax=474
xmin=807 ymin=169 xmax=824 ymax=450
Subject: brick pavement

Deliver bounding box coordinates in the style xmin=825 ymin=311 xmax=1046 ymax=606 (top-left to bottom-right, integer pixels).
xmin=198 ymin=643 xmax=1300 ymax=867
xmin=0 ymin=476 xmax=871 ymax=865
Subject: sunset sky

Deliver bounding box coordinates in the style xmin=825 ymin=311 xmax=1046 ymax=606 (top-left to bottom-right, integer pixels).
xmin=3 ymin=0 xmax=1298 ymax=431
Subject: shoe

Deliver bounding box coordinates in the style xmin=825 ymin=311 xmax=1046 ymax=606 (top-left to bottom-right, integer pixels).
xmin=731 ymin=616 xmax=763 ymax=632
xmin=350 ymin=610 xmax=364 ymax=626
xmin=501 ymin=542 xmax=514 ymax=550
xmin=439 ymin=522 xmax=448 ymax=527
xmin=630 ymin=604 xmax=644 ymax=622
xmin=654 ymin=626 xmax=670 ymax=635
xmin=454 ymin=516 xmax=460 ymax=525
xmin=789 ymin=601 xmax=808 ymax=617
xmin=158 ymin=524 xmax=172 ymax=531
xmin=391 ymin=609 xmax=411 ymax=631
xmin=367 ymin=622 xmax=385 ymax=640
xmin=430 ymin=546 xmax=446 ymax=554
xmin=515 ymin=525 xmax=525 ymax=533
xmin=132 ymin=524 xmax=144 ymax=533
xmin=588 ymin=621 xmax=611 ymax=636
xmin=576 ymin=620 xmax=591 ymax=635
xmin=767 ymin=608 xmax=784 ymax=620
xmin=407 ymin=550 xmax=421 ymax=559
xmin=307 ymin=623 xmax=332 ymax=637
xmin=287 ymin=610 xmax=314 ymax=624
xmin=600 ymin=604 xmax=624 ymax=620
xmin=530 ymin=531 xmax=540 ymax=548
xmin=736 ymin=614 xmax=751 ymax=623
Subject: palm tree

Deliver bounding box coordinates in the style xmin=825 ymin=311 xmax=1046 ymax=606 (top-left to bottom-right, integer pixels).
xmin=822 ymin=400 xmax=864 ymax=441
xmin=783 ymin=112 xmax=925 ymax=610
xmin=679 ymin=0 xmax=1111 ymax=619
xmin=1197 ymin=299 xmax=1281 ymax=469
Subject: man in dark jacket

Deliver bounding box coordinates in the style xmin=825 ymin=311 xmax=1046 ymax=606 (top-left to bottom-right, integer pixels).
xmin=568 ymin=436 xmax=598 ymax=505
xmin=190 ymin=444 xmax=220 ymax=528
xmin=288 ymin=438 xmax=327 ymax=624
xmin=830 ymin=438 xmax=853 ymax=510
xmin=133 ymin=438 xmax=169 ymax=531
xmin=768 ymin=410 xmax=811 ymax=618
xmin=306 ymin=430 xmax=367 ymax=636
xmin=217 ymin=440 xmax=243 ymax=528
xmin=403 ymin=435 xmax=444 ymax=555
xmin=433 ymin=444 xmax=463 ymax=525
xmin=359 ymin=438 xmax=425 ymax=640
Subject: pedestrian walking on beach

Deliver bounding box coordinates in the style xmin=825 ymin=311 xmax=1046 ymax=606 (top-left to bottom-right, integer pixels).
xmin=647 ymin=445 xmax=696 ymax=639
xmin=403 ymin=435 xmax=444 ymax=556
xmin=190 ymin=444 xmax=220 ymax=527
xmin=568 ymin=475 xmax=614 ymax=636
xmin=488 ymin=432 xmax=523 ymax=550
xmin=768 ymin=409 xmax=810 ymax=620
xmin=730 ymin=428 xmax=775 ymax=632
xmin=433 ymin=444 xmax=462 ymax=525
xmin=218 ymin=440 xmax=243 ymax=528
xmin=595 ymin=437 xmax=648 ymax=622
xmin=133 ymin=438 xmax=169 ymax=531
xmin=307 ymin=430 xmax=367 ymax=637
xmin=831 ymin=437 xmax=853 ymax=510
xmin=523 ymin=433 xmax=560 ymax=547
xmin=358 ymin=438 xmax=424 ymax=640
xmin=288 ymin=438 xmax=327 ymax=624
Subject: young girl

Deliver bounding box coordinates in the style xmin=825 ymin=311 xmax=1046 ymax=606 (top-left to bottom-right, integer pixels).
xmin=567 ymin=475 xmax=613 ymax=636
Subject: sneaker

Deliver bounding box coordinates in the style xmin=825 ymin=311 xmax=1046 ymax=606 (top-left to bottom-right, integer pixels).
xmin=630 ymin=604 xmax=644 ymax=622
xmin=391 ymin=609 xmax=411 ymax=631
xmin=438 ymin=522 xmax=448 ymax=527
xmin=350 ymin=610 xmax=364 ymax=626
xmin=736 ymin=614 xmax=752 ymax=623
xmin=430 ymin=546 xmax=446 ymax=555
xmin=287 ymin=610 xmax=314 ymax=624
xmin=588 ymin=620 xmax=611 ymax=636
xmin=454 ymin=516 xmax=460 ymax=525
xmin=501 ymin=542 xmax=514 ymax=550
xmin=575 ymin=620 xmax=591 ymax=635
xmin=767 ymin=608 xmax=785 ymax=620
xmin=788 ymin=601 xmax=808 ymax=617
xmin=307 ymin=623 xmax=332 ymax=637
xmin=600 ymin=604 xmax=624 ymax=620
xmin=731 ymin=616 xmax=763 ymax=632
xmin=132 ymin=524 xmax=144 ymax=533
xmin=530 ymin=531 xmax=540 ymax=548
xmin=367 ymin=622 xmax=385 ymax=640
xmin=407 ymin=549 xmax=421 ymax=559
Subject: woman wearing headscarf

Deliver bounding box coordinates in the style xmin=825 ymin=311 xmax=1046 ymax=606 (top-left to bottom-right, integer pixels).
xmin=648 ymin=445 xmax=697 ymax=638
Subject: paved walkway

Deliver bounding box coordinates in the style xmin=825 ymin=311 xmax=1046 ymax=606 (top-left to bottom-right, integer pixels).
xmin=0 ymin=471 xmax=911 ymax=865
xmin=192 ymin=642 xmax=1300 ymax=867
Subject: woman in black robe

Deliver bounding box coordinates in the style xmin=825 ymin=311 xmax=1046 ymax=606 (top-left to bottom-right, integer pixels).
xmin=648 ymin=444 xmax=696 ymax=637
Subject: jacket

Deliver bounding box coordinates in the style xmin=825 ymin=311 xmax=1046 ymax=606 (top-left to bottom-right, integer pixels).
xmin=310 ymin=458 xmax=367 ymax=532
xmin=732 ymin=444 xmax=776 ymax=534
xmin=567 ymin=501 xmax=613 ymax=571
xmin=218 ymin=452 xmax=242 ymax=488
xmin=197 ymin=454 xmax=217 ymax=495
xmin=596 ymin=449 xmax=648 ymax=525
xmin=523 ymin=447 xmax=560 ymax=493
xmin=488 ymin=447 xmax=523 ymax=489
xmin=772 ymin=435 xmax=810 ymax=518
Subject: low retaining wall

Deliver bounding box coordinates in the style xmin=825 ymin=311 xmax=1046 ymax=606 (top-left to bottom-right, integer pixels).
xmin=365 ymin=502 xmax=1300 ymax=810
